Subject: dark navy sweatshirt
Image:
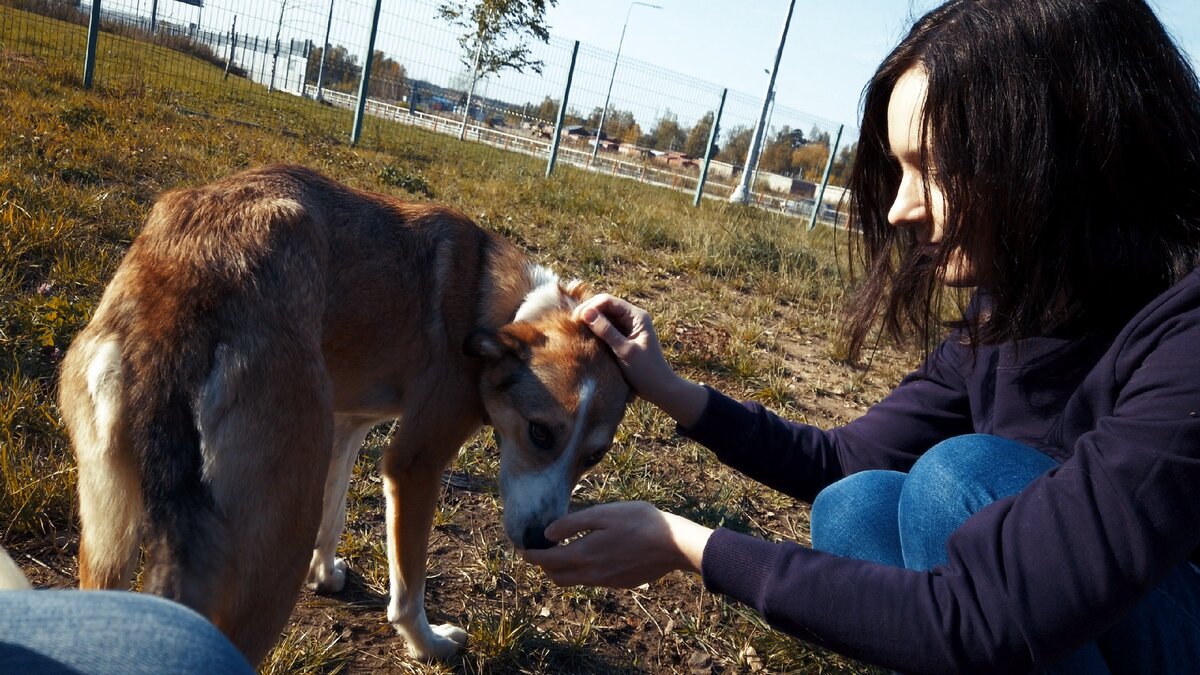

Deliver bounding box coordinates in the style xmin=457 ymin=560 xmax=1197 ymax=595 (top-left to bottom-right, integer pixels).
xmin=684 ymin=269 xmax=1200 ymax=674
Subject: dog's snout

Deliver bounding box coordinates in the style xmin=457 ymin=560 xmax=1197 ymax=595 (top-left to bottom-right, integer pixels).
xmin=521 ymin=524 xmax=556 ymax=550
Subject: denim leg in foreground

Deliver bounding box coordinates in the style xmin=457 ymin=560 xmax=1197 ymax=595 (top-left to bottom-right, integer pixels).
xmin=810 ymin=434 xmax=1200 ymax=674
xmin=0 ymin=590 xmax=254 ymax=674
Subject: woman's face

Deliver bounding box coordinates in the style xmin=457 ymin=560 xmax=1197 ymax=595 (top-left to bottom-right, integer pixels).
xmin=886 ymin=67 xmax=976 ymax=287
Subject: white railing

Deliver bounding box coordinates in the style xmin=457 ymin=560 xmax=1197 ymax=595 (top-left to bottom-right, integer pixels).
xmin=302 ymin=85 xmax=847 ymax=229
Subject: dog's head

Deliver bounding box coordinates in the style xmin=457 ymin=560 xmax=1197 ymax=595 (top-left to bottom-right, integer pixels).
xmin=464 ymin=272 xmax=630 ymax=551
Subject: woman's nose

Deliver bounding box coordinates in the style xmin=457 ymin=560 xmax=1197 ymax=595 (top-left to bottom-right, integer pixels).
xmin=888 ymin=173 xmax=928 ymax=227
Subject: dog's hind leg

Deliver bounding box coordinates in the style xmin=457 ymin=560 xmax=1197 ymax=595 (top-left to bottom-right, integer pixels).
xmin=306 ymin=416 xmax=372 ymax=593
xmin=382 ymin=416 xmax=479 ymax=661
xmin=59 ymin=338 xmax=143 ymax=589
xmin=201 ymin=353 xmax=333 ymax=665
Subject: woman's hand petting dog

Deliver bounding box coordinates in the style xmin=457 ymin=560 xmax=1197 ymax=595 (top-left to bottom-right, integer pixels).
xmin=522 ymin=501 xmax=712 ymax=589
xmin=573 ymin=294 xmax=708 ymax=428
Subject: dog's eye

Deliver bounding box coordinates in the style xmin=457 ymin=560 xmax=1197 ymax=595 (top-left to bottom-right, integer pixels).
xmin=528 ymin=421 xmax=554 ymax=450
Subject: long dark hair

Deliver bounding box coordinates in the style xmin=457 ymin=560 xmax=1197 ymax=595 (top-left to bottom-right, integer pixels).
xmin=843 ymin=0 xmax=1200 ymax=360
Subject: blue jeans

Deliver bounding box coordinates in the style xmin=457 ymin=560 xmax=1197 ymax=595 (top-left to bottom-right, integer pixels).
xmin=0 ymin=590 xmax=254 ymax=674
xmin=810 ymin=434 xmax=1200 ymax=674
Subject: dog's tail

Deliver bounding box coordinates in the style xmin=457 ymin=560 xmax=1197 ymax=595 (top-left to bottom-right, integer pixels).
xmin=65 ymin=195 xmax=233 ymax=613
xmin=62 ymin=308 xmax=227 ymax=612
xmin=61 ymin=335 xmax=142 ymax=590
xmin=124 ymin=336 xmax=228 ymax=612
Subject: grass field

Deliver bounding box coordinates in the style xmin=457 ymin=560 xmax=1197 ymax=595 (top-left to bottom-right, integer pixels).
xmin=1 ymin=7 xmax=912 ymax=673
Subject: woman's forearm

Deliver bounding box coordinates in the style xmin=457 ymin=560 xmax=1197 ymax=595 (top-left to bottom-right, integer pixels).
xmin=646 ymin=374 xmax=709 ymax=429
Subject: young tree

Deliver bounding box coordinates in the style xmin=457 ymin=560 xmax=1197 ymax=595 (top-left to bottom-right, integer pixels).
xmin=644 ymin=111 xmax=686 ymax=151
xmin=758 ymin=126 xmax=808 ymax=174
xmin=586 ymin=106 xmax=639 ymax=143
xmin=829 ymin=142 xmax=857 ymax=186
xmin=563 ymin=107 xmax=584 ymax=127
xmin=585 ymin=106 xmax=604 ymax=129
xmin=306 ymin=45 xmax=361 ymax=91
xmin=808 ymin=124 xmax=831 ymax=147
xmin=531 ymin=96 xmax=559 ymax=122
xmin=620 ymin=122 xmax=643 ymax=145
xmin=438 ymin=0 xmax=558 ymax=77
xmin=759 ymin=137 xmax=791 ymax=174
xmin=368 ymin=50 xmax=408 ymax=101
xmin=790 ymin=142 xmax=831 ymax=181
xmin=305 ymin=46 xmax=324 ymax=85
xmin=683 ymin=111 xmax=717 ymax=158
xmin=716 ymin=125 xmax=753 ymax=166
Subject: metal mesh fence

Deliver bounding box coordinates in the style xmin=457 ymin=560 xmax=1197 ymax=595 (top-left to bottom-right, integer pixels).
xmin=0 ymin=0 xmax=850 ymax=223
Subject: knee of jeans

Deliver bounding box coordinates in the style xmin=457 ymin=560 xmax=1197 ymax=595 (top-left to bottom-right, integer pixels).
xmin=903 ymin=434 xmax=1001 ymax=513
xmin=907 ymin=432 xmax=993 ymax=485
xmin=811 ymin=470 xmax=904 ymax=549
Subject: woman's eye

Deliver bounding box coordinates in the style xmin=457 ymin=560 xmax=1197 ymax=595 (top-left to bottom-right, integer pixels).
xmin=528 ymin=421 xmax=554 ymax=450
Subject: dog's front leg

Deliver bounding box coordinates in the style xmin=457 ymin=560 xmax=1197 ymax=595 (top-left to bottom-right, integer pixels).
xmin=382 ymin=451 xmax=467 ymax=661
xmin=307 ymin=418 xmax=372 ymax=593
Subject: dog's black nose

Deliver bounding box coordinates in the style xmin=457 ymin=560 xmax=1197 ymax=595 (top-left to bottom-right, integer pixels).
xmin=521 ymin=524 xmax=556 ymax=550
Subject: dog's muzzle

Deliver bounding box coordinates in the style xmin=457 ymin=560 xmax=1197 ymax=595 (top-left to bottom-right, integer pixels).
xmin=520 ymin=523 xmax=557 ymax=550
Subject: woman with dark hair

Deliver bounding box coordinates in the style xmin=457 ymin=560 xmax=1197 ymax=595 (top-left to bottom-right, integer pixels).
xmin=523 ymin=0 xmax=1200 ymax=672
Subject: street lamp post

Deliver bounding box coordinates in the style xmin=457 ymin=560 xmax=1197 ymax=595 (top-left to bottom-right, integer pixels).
xmin=315 ymin=0 xmax=334 ymax=101
xmin=729 ymin=0 xmax=796 ymax=203
xmin=269 ymin=0 xmax=290 ymax=92
xmin=750 ymin=89 xmax=776 ymax=194
xmin=589 ymin=1 xmax=662 ymax=165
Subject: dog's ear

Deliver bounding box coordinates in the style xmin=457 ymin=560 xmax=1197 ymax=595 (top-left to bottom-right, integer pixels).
xmin=464 ymin=323 xmax=544 ymax=361
xmin=563 ymin=279 xmax=590 ymax=304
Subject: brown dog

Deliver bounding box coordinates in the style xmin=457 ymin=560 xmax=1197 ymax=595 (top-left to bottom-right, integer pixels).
xmin=57 ymin=165 xmax=630 ymax=663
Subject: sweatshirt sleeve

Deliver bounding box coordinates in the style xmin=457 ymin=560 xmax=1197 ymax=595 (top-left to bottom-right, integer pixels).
xmin=700 ymin=294 xmax=1200 ymax=674
xmin=681 ymin=335 xmax=975 ymax=502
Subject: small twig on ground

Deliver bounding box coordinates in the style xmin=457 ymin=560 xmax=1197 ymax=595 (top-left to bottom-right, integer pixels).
xmin=628 ymin=589 xmax=664 ymax=637
xmin=22 ymin=552 xmax=71 ymax=579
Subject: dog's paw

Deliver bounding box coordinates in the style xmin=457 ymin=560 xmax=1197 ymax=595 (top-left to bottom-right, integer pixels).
xmin=404 ymin=623 xmax=468 ymax=661
xmin=305 ymin=557 xmax=347 ymax=593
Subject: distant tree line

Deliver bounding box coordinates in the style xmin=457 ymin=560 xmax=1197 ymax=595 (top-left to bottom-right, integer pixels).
xmin=305 ymin=45 xmax=407 ymax=102
xmin=523 ymin=96 xmax=856 ymax=186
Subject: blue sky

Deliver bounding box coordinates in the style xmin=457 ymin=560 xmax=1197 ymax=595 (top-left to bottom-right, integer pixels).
xmin=543 ymin=0 xmax=1200 ymax=134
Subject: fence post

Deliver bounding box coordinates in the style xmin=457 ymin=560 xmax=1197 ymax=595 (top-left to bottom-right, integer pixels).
xmin=693 ymin=88 xmax=727 ymax=207
xmin=149 ymin=0 xmax=158 ymax=33
xmin=808 ymin=124 xmax=844 ymax=231
xmin=82 ymin=0 xmax=101 ymax=89
xmin=350 ymin=0 xmax=383 ymax=146
xmin=223 ymin=15 xmax=237 ymax=81
xmin=251 ymin=36 xmax=260 ymax=83
xmin=545 ymin=40 xmax=579 ymax=178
